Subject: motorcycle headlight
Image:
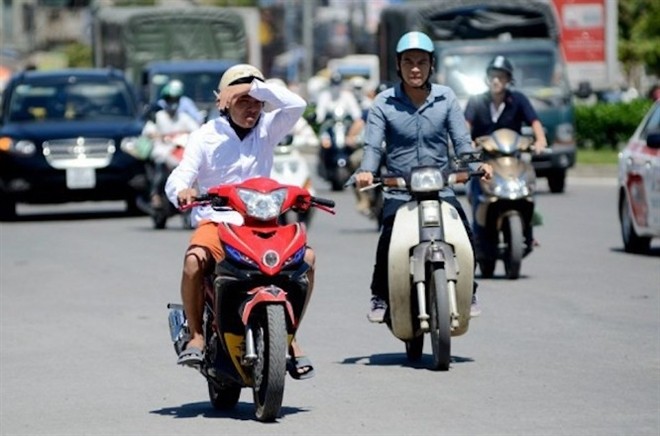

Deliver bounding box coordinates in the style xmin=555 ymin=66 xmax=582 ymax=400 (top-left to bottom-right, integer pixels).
xmin=238 ymin=188 xmax=287 ymax=220
xmin=410 ymin=167 xmax=444 ymax=192
xmin=492 ymin=174 xmax=529 ymax=199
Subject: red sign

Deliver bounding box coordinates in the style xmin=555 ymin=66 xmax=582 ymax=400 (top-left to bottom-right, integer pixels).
xmin=553 ymin=0 xmax=605 ymax=63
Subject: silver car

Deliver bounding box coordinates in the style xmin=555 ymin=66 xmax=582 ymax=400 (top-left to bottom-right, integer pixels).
xmin=618 ymin=100 xmax=660 ymax=253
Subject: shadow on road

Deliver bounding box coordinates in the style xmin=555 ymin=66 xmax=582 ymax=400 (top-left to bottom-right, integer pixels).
xmin=340 ymin=353 xmax=474 ymax=369
xmin=149 ymin=401 xmax=309 ymax=421
xmin=610 ymin=246 xmax=660 ymax=258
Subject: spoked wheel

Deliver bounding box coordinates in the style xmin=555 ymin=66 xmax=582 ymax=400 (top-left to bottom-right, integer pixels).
xmin=208 ymin=380 xmax=241 ymax=411
xmin=251 ymin=305 xmax=287 ymax=422
xmin=503 ymin=214 xmax=524 ymax=279
xmin=405 ymin=335 xmax=424 ymax=362
xmin=428 ymin=268 xmax=451 ymax=371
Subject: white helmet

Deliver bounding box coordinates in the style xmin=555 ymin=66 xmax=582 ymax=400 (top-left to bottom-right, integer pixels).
xmin=218 ymin=64 xmax=265 ymax=91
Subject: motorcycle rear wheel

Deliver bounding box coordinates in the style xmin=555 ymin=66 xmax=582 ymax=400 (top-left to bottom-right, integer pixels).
xmin=429 ymin=268 xmax=451 ymax=371
xmin=252 ymin=305 xmax=287 ymax=422
xmin=208 ymin=381 xmax=241 ymax=411
xmin=503 ymin=214 xmax=524 ymax=279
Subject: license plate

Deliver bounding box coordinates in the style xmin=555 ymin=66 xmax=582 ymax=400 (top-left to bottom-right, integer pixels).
xmin=66 ymin=168 xmax=96 ymax=189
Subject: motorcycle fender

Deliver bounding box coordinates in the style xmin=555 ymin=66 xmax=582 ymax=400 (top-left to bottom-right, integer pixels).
xmin=441 ymin=201 xmax=473 ymax=336
xmin=388 ymin=202 xmax=419 ymax=340
xmin=240 ymin=285 xmax=296 ymax=327
xmin=388 ymin=201 xmax=474 ymax=339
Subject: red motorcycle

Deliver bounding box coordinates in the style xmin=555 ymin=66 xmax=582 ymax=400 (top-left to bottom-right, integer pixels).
xmin=167 ymin=177 xmax=335 ymax=422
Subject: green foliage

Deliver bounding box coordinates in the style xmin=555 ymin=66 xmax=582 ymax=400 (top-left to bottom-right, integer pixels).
xmin=575 ymin=99 xmax=653 ymax=150
xmin=63 ymin=43 xmax=93 ymax=68
xmin=576 ymin=148 xmax=620 ymax=165
xmin=619 ymin=0 xmax=660 ymax=75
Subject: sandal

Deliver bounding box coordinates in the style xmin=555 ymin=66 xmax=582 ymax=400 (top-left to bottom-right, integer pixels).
xmin=286 ymin=355 xmax=315 ymax=380
xmin=177 ymin=345 xmax=204 ymax=367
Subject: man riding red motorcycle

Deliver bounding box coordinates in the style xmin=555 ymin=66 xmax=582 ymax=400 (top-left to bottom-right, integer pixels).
xmin=164 ymin=64 xmax=316 ymax=379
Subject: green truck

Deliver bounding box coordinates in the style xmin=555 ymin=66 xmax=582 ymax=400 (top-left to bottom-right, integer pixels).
xmin=378 ymin=0 xmax=576 ymax=193
xmin=91 ymin=6 xmax=255 ymax=88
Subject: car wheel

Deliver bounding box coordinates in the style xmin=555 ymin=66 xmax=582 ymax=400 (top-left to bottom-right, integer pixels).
xmin=620 ymin=194 xmax=651 ymax=253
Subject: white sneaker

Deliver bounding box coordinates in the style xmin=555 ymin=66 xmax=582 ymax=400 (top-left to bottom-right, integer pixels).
xmin=470 ymin=294 xmax=481 ymax=318
xmin=367 ymin=296 xmax=387 ymax=323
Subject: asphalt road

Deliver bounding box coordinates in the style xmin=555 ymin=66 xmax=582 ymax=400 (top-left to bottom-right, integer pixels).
xmin=1 ymin=168 xmax=658 ymax=436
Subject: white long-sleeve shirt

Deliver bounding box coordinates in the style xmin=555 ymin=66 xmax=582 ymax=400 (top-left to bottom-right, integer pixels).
xmin=165 ymin=79 xmax=307 ymax=226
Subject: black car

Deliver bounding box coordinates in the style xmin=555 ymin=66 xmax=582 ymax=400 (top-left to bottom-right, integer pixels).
xmin=0 ymin=68 xmax=147 ymax=219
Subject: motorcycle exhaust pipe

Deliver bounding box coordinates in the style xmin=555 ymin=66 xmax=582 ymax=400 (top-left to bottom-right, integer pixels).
xmin=167 ymin=303 xmax=189 ymax=354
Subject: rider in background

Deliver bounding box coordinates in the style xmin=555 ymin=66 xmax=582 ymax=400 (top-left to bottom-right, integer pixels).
xmin=153 ymin=79 xmax=205 ymax=125
xmin=354 ymin=31 xmax=492 ymax=322
xmin=464 ymin=55 xmax=547 ymax=255
xmin=141 ymin=81 xmax=200 ymax=210
xmin=164 ymin=64 xmax=317 ymax=380
xmin=314 ymin=71 xmax=364 ymax=125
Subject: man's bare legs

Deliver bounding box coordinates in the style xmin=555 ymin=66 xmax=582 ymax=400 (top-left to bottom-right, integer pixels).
xmin=180 ymin=246 xmax=210 ymax=353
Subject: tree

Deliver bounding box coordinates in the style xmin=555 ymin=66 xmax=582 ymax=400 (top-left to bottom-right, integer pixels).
xmin=619 ymin=0 xmax=660 ymax=78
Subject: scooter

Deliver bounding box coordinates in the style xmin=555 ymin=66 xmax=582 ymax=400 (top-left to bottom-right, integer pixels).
xmin=167 ymin=177 xmax=335 ymax=422
xmin=270 ymin=134 xmax=315 ymax=226
xmin=123 ymin=132 xmax=192 ymax=228
xmin=148 ymin=132 xmax=193 ymax=229
xmin=317 ymin=106 xmax=356 ymax=191
xmin=363 ymin=159 xmax=482 ymax=371
xmin=470 ymin=128 xmax=536 ymax=279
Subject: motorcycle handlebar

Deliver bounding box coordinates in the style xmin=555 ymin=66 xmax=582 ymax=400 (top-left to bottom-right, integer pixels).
xmin=365 ymin=169 xmax=485 ymax=190
xmin=311 ymin=196 xmax=335 ymax=208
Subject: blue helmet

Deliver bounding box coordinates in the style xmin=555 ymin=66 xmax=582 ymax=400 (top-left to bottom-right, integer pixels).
xmin=396 ymin=31 xmax=434 ymax=54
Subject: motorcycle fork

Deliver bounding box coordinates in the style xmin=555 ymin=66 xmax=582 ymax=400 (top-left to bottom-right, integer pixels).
xmin=412 ymin=235 xmax=461 ymax=332
xmin=239 ymin=285 xmax=295 ymax=366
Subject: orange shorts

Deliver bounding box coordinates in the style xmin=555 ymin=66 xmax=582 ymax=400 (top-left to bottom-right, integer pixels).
xmin=188 ymin=220 xmax=225 ymax=262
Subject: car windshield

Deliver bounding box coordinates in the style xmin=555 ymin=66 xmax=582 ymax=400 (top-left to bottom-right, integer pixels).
xmin=438 ymin=50 xmax=569 ymax=99
xmin=7 ymin=79 xmax=134 ymax=122
xmin=150 ymin=72 xmax=220 ymax=105
xmin=641 ymin=104 xmax=660 ymax=138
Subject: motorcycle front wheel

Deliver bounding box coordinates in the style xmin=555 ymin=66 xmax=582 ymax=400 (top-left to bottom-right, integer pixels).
xmin=429 ymin=268 xmax=451 ymax=371
xmin=251 ymin=305 xmax=287 ymax=422
xmin=503 ymin=214 xmax=524 ymax=279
